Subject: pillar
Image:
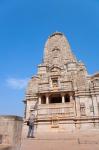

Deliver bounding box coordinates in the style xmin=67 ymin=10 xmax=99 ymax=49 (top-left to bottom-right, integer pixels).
xmin=69 ymin=92 xmax=74 ymax=102
xmin=70 ymin=95 xmax=73 ymax=101
xmin=61 ymin=94 xmax=65 ymax=103
xmin=38 ymin=96 xmax=41 ymax=105
xmin=75 ymin=96 xmax=80 ymax=117
xmin=46 ymin=95 xmax=49 ymax=104
xmin=92 ymin=95 xmax=98 ymax=116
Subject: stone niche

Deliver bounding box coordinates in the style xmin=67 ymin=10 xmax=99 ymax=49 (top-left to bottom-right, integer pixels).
xmin=0 ymin=116 xmax=23 ymax=150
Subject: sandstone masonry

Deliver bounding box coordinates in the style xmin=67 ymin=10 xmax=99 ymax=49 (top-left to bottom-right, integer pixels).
xmin=24 ymin=32 xmax=99 ymax=132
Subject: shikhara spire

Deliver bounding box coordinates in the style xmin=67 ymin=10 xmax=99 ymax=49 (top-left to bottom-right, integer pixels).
xmin=43 ymin=32 xmax=77 ymax=66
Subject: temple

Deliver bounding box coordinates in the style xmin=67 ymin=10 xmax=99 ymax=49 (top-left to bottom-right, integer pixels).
xmin=24 ymin=32 xmax=99 ymax=132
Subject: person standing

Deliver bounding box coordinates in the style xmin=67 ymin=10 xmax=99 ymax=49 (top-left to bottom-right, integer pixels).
xmin=27 ymin=114 xmax=35 ymax=138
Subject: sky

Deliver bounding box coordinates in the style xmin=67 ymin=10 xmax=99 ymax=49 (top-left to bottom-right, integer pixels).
xmin=0 ymin=0 xmax=99 ymax=117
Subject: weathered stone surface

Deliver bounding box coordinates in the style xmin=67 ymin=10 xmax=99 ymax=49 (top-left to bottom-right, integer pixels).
xmin=0 ymin=116 xmax=23 ymax=150
xmin=24 ymin=32 xmax=99 ymax=133
xmin=21 ymin=131 xmax=99 ymax=150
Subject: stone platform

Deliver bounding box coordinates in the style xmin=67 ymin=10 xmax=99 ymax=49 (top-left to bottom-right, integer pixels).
xmin=21 ymin=130 xmax=99 ymax=150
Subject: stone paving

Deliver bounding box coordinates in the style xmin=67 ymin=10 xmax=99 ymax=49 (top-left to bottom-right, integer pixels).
xmin=21 ymin=130 xmax=99 ymax=150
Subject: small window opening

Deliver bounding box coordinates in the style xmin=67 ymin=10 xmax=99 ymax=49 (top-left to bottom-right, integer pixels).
xmin=52 ymin=78 xmax=58 ymax=87
xmin=65 ymin=94 xmax=70 ymax=102
xmin=80 ymin=103 xmax=86 ymax=116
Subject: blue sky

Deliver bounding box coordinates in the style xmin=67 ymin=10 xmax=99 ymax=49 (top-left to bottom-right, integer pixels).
xmin=0 ymin=0 xmax=99 ymax=116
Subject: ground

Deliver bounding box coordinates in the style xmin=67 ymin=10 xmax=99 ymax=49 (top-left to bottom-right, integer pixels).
xmin=21 ymin=130 xmax=99 ymax=150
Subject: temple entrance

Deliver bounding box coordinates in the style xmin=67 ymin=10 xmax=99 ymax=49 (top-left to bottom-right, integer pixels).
xmin=49 ymin=94 xmax=62 ymax=103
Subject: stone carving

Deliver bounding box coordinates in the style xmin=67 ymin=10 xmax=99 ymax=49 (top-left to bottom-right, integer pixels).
xmin=24 ymin=32 xmax=99 ymax=132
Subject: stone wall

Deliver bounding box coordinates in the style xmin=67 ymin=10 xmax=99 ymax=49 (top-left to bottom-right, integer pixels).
xmin=0 ymin=116 xmax=23 ymax=150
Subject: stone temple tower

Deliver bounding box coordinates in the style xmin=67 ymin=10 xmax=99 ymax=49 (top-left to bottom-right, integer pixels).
xmin=24 ymin=32 xmax=99 ymax=132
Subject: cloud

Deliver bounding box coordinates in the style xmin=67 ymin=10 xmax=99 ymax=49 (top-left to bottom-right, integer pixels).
xmin=6 ymin=78 xmax=29 ymax=90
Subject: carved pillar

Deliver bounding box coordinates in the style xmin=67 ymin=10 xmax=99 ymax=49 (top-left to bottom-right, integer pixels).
xmin=75 ymin=96 xmax=80 ymax=117
xmin=38 ymin=96 xmax=41 ymax=105
xmin=61 ymin=93 xmax=65 ymax=103
xmin=69 ymin=92 xmax=74 ymax=101
xmin=70 ymin=95 xmax=73 ymax=101
xmin=92 ymin=95 xmax=98 ymax=116
xmin=46 ymin=95 xmax=49 ymax=104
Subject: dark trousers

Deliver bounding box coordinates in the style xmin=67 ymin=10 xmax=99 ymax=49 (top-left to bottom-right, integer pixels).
xmin=27 ymin=125 xmax=34 ymax=137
